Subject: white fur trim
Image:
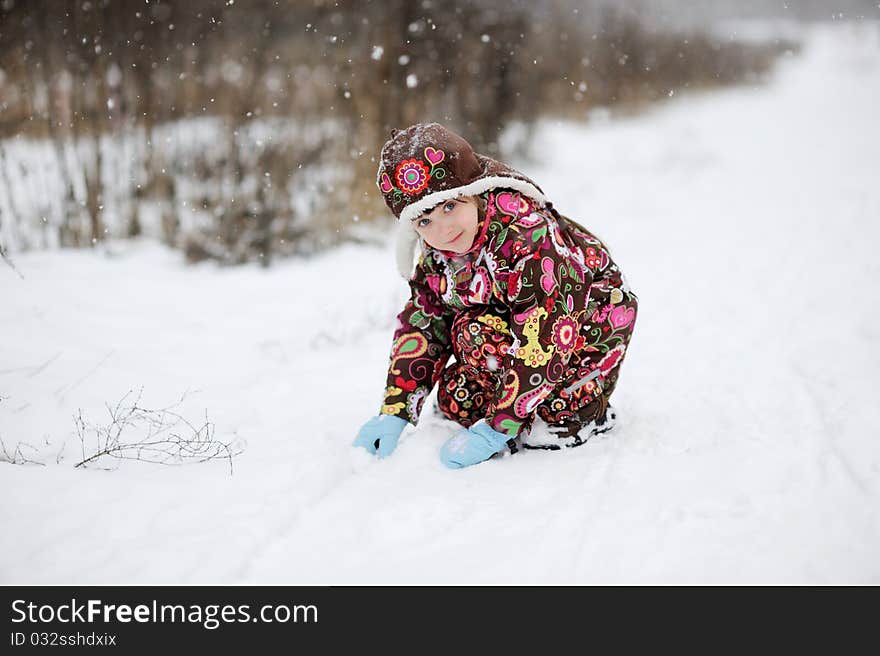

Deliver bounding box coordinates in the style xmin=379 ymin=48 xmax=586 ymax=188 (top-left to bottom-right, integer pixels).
xmin=395 ymin=221 xmax=421 ymax=279
xmin=393 ymin=176 xmax=547 ymax=279
xmin=398 ymin=176 xmax=546 ymax=224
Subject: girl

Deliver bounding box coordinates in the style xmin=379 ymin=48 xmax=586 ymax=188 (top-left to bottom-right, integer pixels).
xmin=353 ymin=122 xmax=638 ymax=468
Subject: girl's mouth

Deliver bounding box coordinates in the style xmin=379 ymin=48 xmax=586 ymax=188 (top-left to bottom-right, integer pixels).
xmin=448 ymin=232 xmax=463 ymax=245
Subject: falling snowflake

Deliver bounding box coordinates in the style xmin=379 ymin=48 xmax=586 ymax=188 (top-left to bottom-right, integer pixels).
xmin=371 ymin=45 xmax=384 ymax=60
xmin=406 ymin=73 xmax=418 ymax=88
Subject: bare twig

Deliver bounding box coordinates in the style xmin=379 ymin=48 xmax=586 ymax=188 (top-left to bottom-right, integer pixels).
xmin=74 ymin=388 xmax=241 ymax=474
xmin=0 ymin=243 xmax=24 ymax=280
xmin=0 ymin=436 xmax=46 ymax=466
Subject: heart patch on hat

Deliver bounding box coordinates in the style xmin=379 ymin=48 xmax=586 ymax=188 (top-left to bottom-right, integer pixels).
xmin=424 ymin=147 xmax=445 ymax=166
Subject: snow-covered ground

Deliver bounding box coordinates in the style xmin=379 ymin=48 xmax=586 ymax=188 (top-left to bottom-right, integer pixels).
xmin=2 ymin=22 xmax=878 ymax=584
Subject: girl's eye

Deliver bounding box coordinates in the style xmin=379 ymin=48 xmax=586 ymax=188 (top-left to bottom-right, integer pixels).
xmin=444 ymin=201 xmax=456 ymax=212
xmin=418 ymin=217 xmax=431 ymax=228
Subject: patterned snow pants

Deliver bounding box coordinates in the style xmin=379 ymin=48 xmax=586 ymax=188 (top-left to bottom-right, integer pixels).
xmin=436 ymin=299 xmax=637 ymax=439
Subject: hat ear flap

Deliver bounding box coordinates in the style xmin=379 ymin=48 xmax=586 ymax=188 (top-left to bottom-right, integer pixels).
xmin=394 ymin=220 xmax=420 ymax=279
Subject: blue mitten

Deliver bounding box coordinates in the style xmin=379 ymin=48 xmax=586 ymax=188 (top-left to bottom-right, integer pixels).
xmin=353 ymin=414 xmax=409 ymax=458
xmin=439 ymin=421 xmax=512 ymax=469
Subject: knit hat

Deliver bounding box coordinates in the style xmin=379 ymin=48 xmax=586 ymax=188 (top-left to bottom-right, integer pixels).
xmin=376 ymin=122 xmax=547 ymax=277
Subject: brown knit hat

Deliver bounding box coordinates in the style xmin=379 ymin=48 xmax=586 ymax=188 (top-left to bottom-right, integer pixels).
xmin=376 ymin=122 xmax=547 ymax=276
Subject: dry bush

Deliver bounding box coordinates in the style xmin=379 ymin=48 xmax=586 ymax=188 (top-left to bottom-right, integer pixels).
xmin=74 ymin=389 xmax=242 ymax=474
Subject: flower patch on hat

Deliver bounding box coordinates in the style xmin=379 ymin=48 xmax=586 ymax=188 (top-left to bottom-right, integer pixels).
xmin=379 ymin=146 xmax=448 ymax=203
xmin=395 ymin=159 xmax=430 ymax=195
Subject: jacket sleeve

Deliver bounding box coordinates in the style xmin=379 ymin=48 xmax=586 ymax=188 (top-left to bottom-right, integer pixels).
xmin=380 ymin=259 xmax=455 ymax=425
xmin=484 ymin=202 xmax=594 ymax=437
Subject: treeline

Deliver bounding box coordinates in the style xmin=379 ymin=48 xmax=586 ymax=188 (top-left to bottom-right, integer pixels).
xmin=0 ymin=0 xmax=795 ymax=263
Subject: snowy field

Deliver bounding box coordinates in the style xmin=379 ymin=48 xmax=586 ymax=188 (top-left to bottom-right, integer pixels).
xmin=2 ymin=22 xmax=879 ymax=584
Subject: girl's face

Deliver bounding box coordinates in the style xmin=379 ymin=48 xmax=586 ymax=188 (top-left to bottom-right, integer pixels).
xmin=412 ymin=197 xmax=480 ymax=253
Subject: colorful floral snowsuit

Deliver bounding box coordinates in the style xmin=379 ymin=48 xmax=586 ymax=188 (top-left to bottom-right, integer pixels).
xmin=382 ymin=188 xmax=638 ymax=440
